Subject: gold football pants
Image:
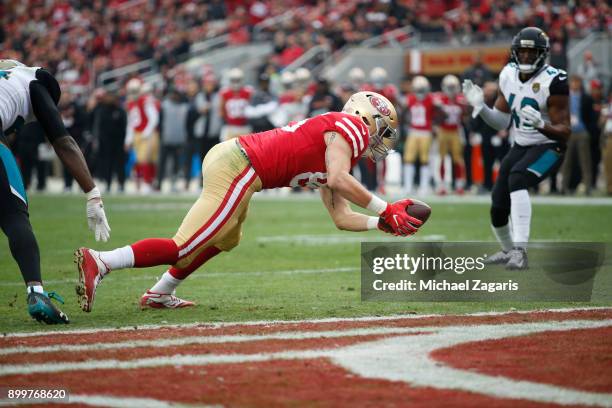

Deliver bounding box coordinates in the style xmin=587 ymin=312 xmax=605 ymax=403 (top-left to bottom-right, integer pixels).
xmin=172 ymin=140 xmax=262 ymax=269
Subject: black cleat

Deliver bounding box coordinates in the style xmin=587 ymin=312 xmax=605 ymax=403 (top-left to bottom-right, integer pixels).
xmin=27 ymin=290 xmax=69 ymax=324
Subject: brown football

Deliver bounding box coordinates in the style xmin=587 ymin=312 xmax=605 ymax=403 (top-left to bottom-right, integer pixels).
xmin=406 ymin=199 xmax=431 ymax=224
xmin=379 ymin=199 xmax=431 ymax=231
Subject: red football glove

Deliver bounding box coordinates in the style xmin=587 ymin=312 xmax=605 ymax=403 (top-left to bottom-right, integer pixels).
xmin=379 ymin=199 xmax=422 ymax=236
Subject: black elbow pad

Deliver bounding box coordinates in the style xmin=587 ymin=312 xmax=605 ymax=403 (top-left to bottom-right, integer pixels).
xmin=29 ymin=80 xmax=67 ymax=143
xmin=34 ymin=69 xmax=61 ymax=105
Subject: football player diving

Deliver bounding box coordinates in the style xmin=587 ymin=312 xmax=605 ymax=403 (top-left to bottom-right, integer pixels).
xmin=75 ymin=91 xmax=422 ymax=311
xmin=462 ymin=27 xmax=570 ymax=269
xmin=0 ymin=60 xmax=111 ymax=323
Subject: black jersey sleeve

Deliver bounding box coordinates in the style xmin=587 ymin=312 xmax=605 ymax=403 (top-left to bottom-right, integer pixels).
xmin=549 ymin=73 xmax=569 ymax=96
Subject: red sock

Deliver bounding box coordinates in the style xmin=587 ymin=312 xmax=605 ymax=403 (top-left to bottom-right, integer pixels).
xmin=131 ymin=238 xmax=178 ymax=267
xmin=453 ymin=162 xmax=465 ymax=180
xmin=169 ymin=246 xmax=221 ymax=280
xmin=143 ymin=163 xmax=156 ymax=184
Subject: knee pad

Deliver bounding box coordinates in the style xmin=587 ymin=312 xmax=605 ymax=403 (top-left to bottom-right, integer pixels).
xmin=490 ymin=206 xmax=510 ymax=228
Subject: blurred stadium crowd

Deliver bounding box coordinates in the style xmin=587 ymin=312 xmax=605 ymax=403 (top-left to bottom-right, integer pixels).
xmin=1 ymin=0 xmax=611 ymax=195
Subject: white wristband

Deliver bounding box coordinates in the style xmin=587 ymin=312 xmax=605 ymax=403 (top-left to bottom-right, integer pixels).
xmin=87 ymin=186 xmax=101 ymax=200
xmin=366 ymin=216 xmax=379 ymax=230
xmin=366 ymin=194 xmax=387 ymax=215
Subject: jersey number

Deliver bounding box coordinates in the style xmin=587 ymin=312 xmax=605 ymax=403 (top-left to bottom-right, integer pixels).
xmin=508 ymin=93 xmax=539 ymax=129
xmin=289 ymin=172 xmax=327 ymax=189
xmin=410 ymin=105 xmax=427 ymax=127
xmin=226 ymin=99 xmax=248 ymax=118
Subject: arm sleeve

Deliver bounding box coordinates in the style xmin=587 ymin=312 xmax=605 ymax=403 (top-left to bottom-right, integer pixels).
xmin=28 ymin=81 xmax=69 ymax=143
xmin=479 ymin=105 xmax=511 ymax=131
xmin=550 ymin=74 xmax=569 ymax=96
xmin=245 ymin=100 xmax=279 ymax=118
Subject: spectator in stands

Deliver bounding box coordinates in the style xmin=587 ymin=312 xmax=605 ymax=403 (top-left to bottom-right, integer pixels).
xmin=158 ymin=88 xmax=189 ymax=192
xmin=59 ymin=89 xmax=86 ymax=192
xmin=562 ymin=75 xmax=597 ymax=195
xmin=307 ymin=77 xmax=343 ymax=117
xmin=89 ymin=89 xmax=128 ymax=193
xmin=576 ymin=51 xmax=600 ymax=93
xmin=472 ymin=82 xmax=510 ymax=192
xmin=461 ymin=51 xmax=494 ymax=87
xmin=246 ymin=73 xmax=277 ymax=133
xmin=186 ymin=74 xmax=222 ymax=190
xmin=16 ymin=123 xmax=48 ymax=192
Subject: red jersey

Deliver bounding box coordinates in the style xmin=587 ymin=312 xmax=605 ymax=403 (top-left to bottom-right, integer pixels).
xmin=239 ymin=112 xmax=369 ymax=189
xmin=405 ymin=93 xmax=435 ymax=132
xmin=435 ymin=92 xmax=466 ymax=131
xmin=126 ymin=94 xmax=159 ymax=134
xmin=220 ymin=87 xmax=253 ymax=126
xmin=279 ymin=91 xmax=297 ymax=104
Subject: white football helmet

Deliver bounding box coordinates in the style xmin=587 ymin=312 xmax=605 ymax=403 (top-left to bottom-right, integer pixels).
xmin=126 ymin=78 xmax=143 ymax=98
xmin=228 ymin=68 xmax=244 ymax=90
xmin=295 ymin=67 xmax=311 ymax=82
xmin=370 ymin=67 xmax=388 ymax=88
xmin=342 ymin=91 xmax=398 ymax=162
xmin=140 ymin=81 xmax=153 ymax=95
xmin=441 ymin=74 xmax=460 ymax=97
xmin=281 ymin=70 xmax=295 ymax=89
xmin=412 ymin=76 xmax=430 ymax=100
xmin=348 ymin=67 xmax=365 ymax=85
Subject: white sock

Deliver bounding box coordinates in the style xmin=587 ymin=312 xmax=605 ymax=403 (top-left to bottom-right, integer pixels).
xmin=403 ymin=164 xmax=415 ymax=192
xmin=98 ymin=246 xmax=135 ymax=271
xmin=491 ymin=224 xmax=513 ymax=252
xmin=510 ymin=189 xmax=531 ymax=249
xmin=419 ymin=165 xmax=430 ymax=191
xmin=27 ymin=285 xmax=44 ymax=295
xmin=150 ymin=271 xmax=182 ymax=294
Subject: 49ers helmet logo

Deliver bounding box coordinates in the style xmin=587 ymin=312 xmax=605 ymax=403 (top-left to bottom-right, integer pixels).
xmin=369 ymin=96 xmax=390 ymax=116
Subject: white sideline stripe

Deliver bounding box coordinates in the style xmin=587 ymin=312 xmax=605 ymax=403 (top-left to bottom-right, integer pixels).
xmin=0 ymin=394 xmax=215 ymax=407
xmin=332 ymin=319 xmax=612 ymax=407
xmin=2 ymin=306 xmax=611 ymax=338
xmin=0 ymin=266 xmax=359 ymax=287
xmin=0 ymin=326 xmax=433 ymax=356
xmin=178 ymin=167 xmax=256 ymax=258
xmin=342 ymin=117 xmax=364 ymax=150
xmin=334 ymin=121 xmax=359 ymax=157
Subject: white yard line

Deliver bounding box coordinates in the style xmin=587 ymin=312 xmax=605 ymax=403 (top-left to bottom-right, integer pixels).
xmin=2 ymin=306 xmax=611 ymax=338
xmin=0 ymin=326 xmax=432 ymax=356
xmin=0 ymin=266 xmax=358 ymax=287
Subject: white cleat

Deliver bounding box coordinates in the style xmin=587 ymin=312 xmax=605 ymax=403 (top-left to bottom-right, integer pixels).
xmin=140 ymin=290 xmax=195 ymax=309
xmin=483 ymin=250 xmax=511 ymax=265
xmin=506 ymin=248 xmax=528 ymax=270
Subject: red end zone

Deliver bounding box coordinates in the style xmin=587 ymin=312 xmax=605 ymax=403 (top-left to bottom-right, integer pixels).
xmin=1 ymin=308 xmax=611 ymax=407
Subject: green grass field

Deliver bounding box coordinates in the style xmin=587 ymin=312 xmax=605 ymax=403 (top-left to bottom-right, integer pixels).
xmin=1 ymin=193 xmax=611 ymax=333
